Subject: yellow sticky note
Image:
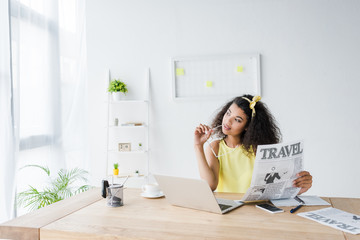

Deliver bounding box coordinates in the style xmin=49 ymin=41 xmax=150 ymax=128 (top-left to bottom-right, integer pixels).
xmin=176 ymin=68 xmax=185 ymax=76
xmin=206 ymin=81 xmax=213 ymax=87
xmin=237 ymin=66 xmax=244 ymax=72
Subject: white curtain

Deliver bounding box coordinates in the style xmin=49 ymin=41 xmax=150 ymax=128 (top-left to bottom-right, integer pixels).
xmin=0 ymin=0 xmax=17 ymax=223
xmin=0 ymin=0 xmax=88 ymax=221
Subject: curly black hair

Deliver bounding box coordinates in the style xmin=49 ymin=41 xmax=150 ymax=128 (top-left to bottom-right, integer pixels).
xmin=211 ymin=94 xmax=282 ymax=152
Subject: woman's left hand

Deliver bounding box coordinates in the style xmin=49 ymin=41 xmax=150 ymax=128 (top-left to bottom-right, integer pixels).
xmin=293 ymin=171 xmax=313 ymax=195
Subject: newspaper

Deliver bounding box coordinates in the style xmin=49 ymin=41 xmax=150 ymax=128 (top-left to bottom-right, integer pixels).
xmin=241 ymin=140 xmax=303 ymax=201
xmin=298 ymin=207 xmax=360 ymax=234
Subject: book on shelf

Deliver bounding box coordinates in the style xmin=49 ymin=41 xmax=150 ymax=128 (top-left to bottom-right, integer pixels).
xmin=120 ymin=122 xmax=144 ymax=127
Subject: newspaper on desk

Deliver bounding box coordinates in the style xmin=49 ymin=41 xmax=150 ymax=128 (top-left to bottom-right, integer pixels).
xmin=298 ymin=207 xmax=360 ymax=234
xmin=241 ymin=140 xmax=303 ymax=202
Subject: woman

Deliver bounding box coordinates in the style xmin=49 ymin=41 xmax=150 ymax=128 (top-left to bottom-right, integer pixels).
xmin=194 ymin=94 xmax=312 ymax=194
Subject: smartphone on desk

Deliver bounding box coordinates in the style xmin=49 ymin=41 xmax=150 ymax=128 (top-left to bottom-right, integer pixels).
xmin=256 ymin=203 xmax=284 ymax=214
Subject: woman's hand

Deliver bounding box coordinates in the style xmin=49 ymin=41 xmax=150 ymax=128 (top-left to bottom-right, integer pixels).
xmin=194 ymin=124 xmax=212 ymax=147
xmin=293 ymin=171 xmax=313 ymax=195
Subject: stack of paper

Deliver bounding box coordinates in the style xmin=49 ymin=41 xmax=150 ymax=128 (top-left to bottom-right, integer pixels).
xmin=270 ymin=195 xmax=331 ymax=207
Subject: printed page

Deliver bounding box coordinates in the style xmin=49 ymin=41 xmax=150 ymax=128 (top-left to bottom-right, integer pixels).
xmin=298 ymin=207 xmax=360 ymax=234
xmin=241 ymin=140 xmax=303 ymax=201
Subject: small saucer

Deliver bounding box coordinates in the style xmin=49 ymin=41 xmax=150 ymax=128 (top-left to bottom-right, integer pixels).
xmin=141 ymin=191 xmax=164 ymax=199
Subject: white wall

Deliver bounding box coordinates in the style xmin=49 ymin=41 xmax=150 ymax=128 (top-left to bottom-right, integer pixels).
xmin=86 ymin=0 xmax=360 ymax=197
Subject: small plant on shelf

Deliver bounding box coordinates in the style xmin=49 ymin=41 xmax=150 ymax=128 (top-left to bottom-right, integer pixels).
xmin=113 ymin=163 xmax=119 ymax=176
xmin=108 ymin=79 xmax=128 ymax=101
xmin=135 ymin=170 xmax=140 ymax=177
xmin=108 ymin=79 xmax=128 ymax=93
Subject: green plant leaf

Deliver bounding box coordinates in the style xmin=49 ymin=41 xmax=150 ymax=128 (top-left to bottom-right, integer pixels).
xmin=17 ymin=165 xmax=90 ymax=212
xmin=20 ymin=164 xmax=51 ymax=176
xmin=17 ymin=186 xmax=59 ymax=210
xmin=108 ymin=79 xmax=128 ymax=93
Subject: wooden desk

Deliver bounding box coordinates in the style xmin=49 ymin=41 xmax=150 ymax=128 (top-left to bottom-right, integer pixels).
xmin=0 ymin=188 xmax=102 ymax=240
xmin=1 ymin=188 xmax=359 ymax=240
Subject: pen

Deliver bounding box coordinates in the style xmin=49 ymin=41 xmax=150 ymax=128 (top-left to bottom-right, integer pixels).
xmin=294 ymin=196 xmax=305 ymax=204
xmin=290 ymin=204 xmax=303 ymax=213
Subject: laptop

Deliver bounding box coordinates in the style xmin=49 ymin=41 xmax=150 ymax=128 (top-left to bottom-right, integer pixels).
xmin=154 ymin=174 xmax=244 ymax=214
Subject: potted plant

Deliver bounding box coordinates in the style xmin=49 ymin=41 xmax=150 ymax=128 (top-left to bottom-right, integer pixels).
xmin=113 ymin=163 xmax=119 ymax=176
xmin=108 ymin=78 xmax=128 ymax=101
xmin=17 ymin=165 xmax=90 ymax=211
xmin=138 ymin=143 xmax=143 ymax=151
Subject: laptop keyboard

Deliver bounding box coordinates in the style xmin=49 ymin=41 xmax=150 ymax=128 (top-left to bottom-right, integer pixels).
xmin=219 ymin=204 xmax=232 ymax=211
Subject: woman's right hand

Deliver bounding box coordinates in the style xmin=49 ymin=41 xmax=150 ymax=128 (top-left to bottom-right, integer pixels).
xmin=194 ymin=124 xmax=212 ymax=147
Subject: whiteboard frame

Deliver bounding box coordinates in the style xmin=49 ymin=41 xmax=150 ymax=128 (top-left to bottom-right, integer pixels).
xmin=171 ymin=53 xmax=261 ymax=101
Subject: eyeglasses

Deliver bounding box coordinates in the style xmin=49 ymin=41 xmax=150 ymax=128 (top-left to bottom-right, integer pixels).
xmin=206 ymin=125 xmax=239 ymax=158
xmin=205 ymin=125 xmax=222 ymax=142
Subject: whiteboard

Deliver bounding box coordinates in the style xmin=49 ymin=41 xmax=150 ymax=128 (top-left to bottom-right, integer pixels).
xmin=171 ymin=54 xmax=261 ymax=101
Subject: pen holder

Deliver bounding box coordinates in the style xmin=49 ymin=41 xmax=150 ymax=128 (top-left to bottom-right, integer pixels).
xmin=105 ymin=184 xmax=124 ymax=207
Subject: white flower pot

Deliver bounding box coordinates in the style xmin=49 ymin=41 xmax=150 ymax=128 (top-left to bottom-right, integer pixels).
xmin=112 ymin=92 xmax=123 ymax=101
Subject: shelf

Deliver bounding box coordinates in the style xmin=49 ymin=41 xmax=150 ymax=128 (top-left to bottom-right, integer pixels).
xmin=108 ymin=125 xmax=147 ymax=129
xmin=108 ymin=150 xmax=148 ymax=154
xmin=106 ymin=68 xmax=150 ymax=189
xmin=107 ymin=100 xmax=148 ymax=104
xmin=106 ymin=174 xmax=146 ymax=188
xmin=109 ymin=174 xmax=145 ymax=178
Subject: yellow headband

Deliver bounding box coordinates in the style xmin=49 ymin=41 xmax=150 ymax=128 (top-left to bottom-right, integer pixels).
xmin=242 ymin=95 xmax=261 ymax=118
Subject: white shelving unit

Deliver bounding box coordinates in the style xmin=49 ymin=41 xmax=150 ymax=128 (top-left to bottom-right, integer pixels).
xmin=105 ymin=70 xmax=150 ymax=188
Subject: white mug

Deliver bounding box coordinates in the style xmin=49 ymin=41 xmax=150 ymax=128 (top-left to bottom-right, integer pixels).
xmin=142 ymin=184 xmax=160 ymax=196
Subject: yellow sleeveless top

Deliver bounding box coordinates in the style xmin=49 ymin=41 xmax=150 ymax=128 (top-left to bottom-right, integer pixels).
xmin=216 ymin=139 xmax=255 ymax=193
